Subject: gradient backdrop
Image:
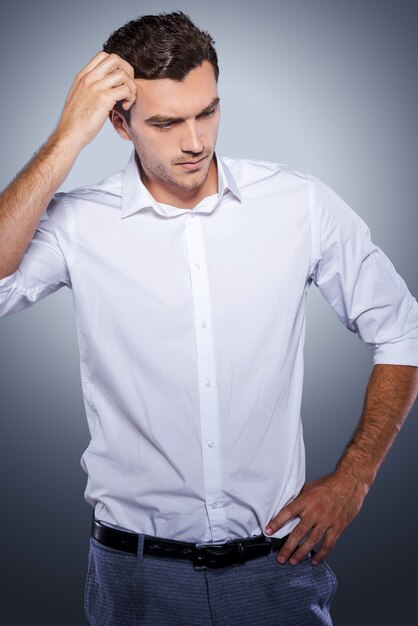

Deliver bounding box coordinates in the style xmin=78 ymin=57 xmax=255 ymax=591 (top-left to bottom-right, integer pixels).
xmin=0 ymin=1 xmax=417 ymax=624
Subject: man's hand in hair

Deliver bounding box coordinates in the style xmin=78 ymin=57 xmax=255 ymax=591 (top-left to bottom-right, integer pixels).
xmin=55 ymin=51 xmax=136 ymax=150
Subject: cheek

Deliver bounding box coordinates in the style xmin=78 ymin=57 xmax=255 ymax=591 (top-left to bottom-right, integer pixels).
xmin=133 ymin=132 xmax=162 ymax=157
xmin=208 ymin=116 xmax=221 ymax=139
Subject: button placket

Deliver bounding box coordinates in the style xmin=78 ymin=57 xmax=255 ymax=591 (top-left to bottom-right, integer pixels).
xmin=185 ymin=214 xmax=228 ymax=538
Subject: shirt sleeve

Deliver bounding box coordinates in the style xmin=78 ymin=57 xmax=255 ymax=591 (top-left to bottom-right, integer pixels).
xmin=309 ymin=177 xmax=418 ymax=366
xmin=0 ymin=193 xmax=72 ymax=316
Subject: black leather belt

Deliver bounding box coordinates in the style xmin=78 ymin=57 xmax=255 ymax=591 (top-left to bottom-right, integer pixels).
xmin=91 ymin=516 xmax=289 ymax=569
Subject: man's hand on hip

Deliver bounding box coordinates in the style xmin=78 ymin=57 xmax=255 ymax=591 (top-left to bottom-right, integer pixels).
xmin=264 ymin=471 xmax=367 ymax=565
xmin=55 ymin=51 xmax=137 ymax=150
xmin=265 ymin=365 xmax=418 ymax=566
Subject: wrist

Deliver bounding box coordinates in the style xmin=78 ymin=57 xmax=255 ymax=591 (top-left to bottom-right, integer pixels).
xmin=49 ymin=125 xmax=86 ymax=156
xmin=334 ymin=448 xmax=376 ymax=495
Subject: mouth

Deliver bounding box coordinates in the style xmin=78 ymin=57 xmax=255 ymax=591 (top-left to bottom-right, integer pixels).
xmin=176 ymin=155 xmax=208 ymax=171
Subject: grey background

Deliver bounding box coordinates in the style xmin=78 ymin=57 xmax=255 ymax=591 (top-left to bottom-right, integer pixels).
xmin=0 ymin=0 xmax=417 ymax=623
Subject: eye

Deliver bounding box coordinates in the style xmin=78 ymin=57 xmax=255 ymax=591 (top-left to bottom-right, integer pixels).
xmin=199 ymin=108 xmax=216 ymax=118
xmin=156 ymin=122 xmax=174 ymax=131
xmin=154 ymin=107 xmax=217 ymax=131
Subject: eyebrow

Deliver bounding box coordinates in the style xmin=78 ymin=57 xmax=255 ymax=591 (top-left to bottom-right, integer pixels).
xmin=144 ymin=97 xmax=220 ymax=125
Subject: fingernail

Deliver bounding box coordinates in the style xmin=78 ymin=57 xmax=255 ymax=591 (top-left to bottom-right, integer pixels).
xmin=265 ymin=527 xmax=272 ymax=535
xmin=277 ymin=555 xmax=286 ymax=564
xmin=289 ymin=558 xmax=298 ymax=566
xmin=311 ymin=560 xmax=318 ymax=566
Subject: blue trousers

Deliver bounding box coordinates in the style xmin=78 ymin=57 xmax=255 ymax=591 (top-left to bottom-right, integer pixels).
xmin=84 ymin=533 xmax=338 ymax=625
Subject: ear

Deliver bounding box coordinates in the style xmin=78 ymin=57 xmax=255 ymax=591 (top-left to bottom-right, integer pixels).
xmin=108 ymin=107 xmax=132 ymax=142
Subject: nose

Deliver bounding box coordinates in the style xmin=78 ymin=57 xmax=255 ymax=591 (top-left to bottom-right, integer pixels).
xmin=180 ymin=119 xmax=204 ymax=155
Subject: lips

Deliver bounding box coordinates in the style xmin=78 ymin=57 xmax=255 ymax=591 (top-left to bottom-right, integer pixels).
xmin=177 ymin=156 xmax=207 ymax=165
xmin=176 ymin=155 xmax=208 ymax=171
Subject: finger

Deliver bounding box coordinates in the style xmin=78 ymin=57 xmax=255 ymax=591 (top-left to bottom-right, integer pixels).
xmin=99 ymin=68 xmax=128 ymax=88
xmin=84 ymin=53 xmax=135 ymax=83
xmin=108 ymin=84 xmax=136 ymax=108
xmin=94 ymin=84 xmax=136 ymax=116
xmin=76 ymin=51 xmax=110 ymax=80
xmin=113 ymin=80 xmax=137 ymax=108
xmin=97 ymin=69 xmax=136 ymax=99
xmin=265 ymin=502 xmax=300 ymax=535
xmin=276 ymin=521 xmax=313 ymax=564
xmin=282 ymin=526 xmax=328 ymax=565
xmin=310 ymin=533 xmax=337 ymax=565
xmin=88 ymin=68 xmax=137 ymax=114
xmin=108 ymin=53 xmax=135 ymax=79
xmin=120 ymin=97 xmax=135 ymax=111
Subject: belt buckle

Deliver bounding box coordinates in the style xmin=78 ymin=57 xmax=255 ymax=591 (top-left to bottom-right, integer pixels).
xmin=193 ymin=541 xmax=244 ymax=569
xmin=192 ymin=542 xmax=230 ymax=569
xmin=192 ymin=545 xmax=209 ymax=568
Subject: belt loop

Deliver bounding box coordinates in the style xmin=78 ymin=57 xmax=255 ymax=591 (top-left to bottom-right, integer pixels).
xmin=137 ymin=533 xmax=146 ymax=560
xmin=237 ymin=541 xmax=245 ymax=562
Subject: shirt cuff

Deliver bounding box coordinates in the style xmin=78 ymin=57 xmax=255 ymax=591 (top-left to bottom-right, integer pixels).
xmin=0 ymin=272 xmax=15 ymax=300
xmin=373 ymin=335 xmax=418 ymax=367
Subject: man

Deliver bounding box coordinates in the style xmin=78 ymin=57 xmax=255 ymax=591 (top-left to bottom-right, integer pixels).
xmin=0 ymin=10 xmax=417 ymax=626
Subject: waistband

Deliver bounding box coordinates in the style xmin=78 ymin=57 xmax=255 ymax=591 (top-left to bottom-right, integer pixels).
xmin=91 ymin=516 xmax=289 ymax=569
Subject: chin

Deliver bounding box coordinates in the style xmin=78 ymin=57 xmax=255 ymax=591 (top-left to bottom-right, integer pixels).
xmin=174 ymin=169 xmax=207 ymax=186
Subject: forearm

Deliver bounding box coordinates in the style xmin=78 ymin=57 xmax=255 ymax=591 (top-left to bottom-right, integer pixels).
xmin=266 ymin=363 xmax=418 ymax=564
xmin=0 ymin=130 xmax=81 ymax=279
xmin=334 ymin=363 xmax=418 ymax=491
xmin=0 ymin=51 xmax=137 ymax=281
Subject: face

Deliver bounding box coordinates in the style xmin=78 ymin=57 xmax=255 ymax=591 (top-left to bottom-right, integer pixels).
xmin=110 ymin=60 xmax=220 ymax=206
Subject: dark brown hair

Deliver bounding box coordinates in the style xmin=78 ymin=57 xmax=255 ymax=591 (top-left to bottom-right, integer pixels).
xmin=103 ymin=11 xmax=219 ymax=124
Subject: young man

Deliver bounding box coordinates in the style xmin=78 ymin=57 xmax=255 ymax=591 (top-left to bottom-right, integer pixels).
xmin=1 ymin=10 xmax=417 ymax=626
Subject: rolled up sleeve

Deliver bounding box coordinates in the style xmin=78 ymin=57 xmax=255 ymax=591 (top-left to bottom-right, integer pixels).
xmin=309 ymin=178 xmax=418 ymax=366
xmin=0 ymin=193 xmax=72 ymax=316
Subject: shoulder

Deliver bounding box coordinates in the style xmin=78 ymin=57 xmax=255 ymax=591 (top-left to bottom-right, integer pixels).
xmin=219 ymin=154 xmax=313 ymax=193
xmin=40 ymin=170 xmax=124 ymax=235
xmin=60 ymin=170 xmax=123 ymax=207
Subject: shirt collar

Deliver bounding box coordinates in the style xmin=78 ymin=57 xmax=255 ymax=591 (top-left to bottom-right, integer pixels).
xmin=121 ymin=148 xmax=241 ymax=219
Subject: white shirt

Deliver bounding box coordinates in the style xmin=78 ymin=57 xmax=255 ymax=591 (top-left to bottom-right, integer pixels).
xmin=1 ymin=149 xmax=418 ymax=543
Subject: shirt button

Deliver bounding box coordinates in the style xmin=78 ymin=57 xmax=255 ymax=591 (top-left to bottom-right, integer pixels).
xmin=205 ymin=379 xmax=211 ymax=387
xmin=194 ymin=263 xmax=200 ymax=270
xmin=207 ymin=440 xmax=215 ymax=448
xmin=201 ymin=320 xmax=208 ymax=328
xmin=211 ymin=502 xmax=220 ymax=509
